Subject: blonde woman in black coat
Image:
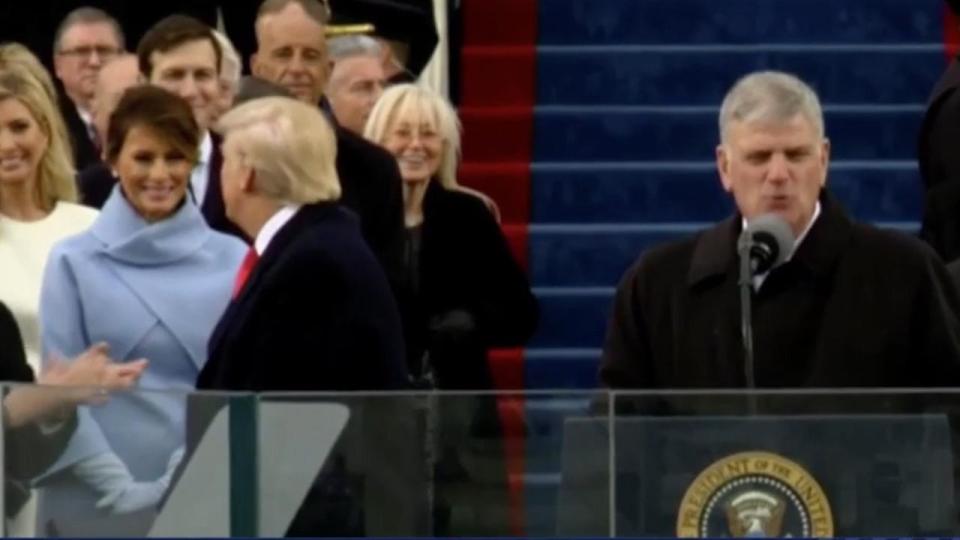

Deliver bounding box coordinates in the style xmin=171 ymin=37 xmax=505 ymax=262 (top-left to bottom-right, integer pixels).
xmin=365 ymin=83 xmax=538 ymax=536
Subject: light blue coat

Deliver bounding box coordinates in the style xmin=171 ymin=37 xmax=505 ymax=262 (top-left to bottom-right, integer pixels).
xmin=35 ymin=187 xmax=245 ymax=533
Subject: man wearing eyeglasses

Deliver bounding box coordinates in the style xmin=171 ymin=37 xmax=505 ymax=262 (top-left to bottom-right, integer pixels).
xmin=53 ymin=7 xmax=124 ymax=171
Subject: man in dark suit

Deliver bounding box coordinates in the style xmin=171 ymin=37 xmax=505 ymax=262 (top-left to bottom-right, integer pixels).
xmin=949 ymin=259 xmax=960 ymax=292
xmin=250 ymin=0 xmax=405 ymax=283
xmin=52 ymin=7 xmax=124 ymax=171
xmin=919 ymin=0 xmax=960 ymax=261
xmin=920 ymin=179 xmax=960 ymax=263
xmin=602 ymin=71 xmax=960 ymax=391
xmin=191 ymin=97 xmax=409 ymax=537
xmin=198 ymin=96 xmax=406 ymax=391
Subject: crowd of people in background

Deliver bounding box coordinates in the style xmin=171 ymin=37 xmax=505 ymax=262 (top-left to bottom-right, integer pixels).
xmin=0 ymin=0 xmax=535 ymax=535
xmin=7 ymin=0 xmax=960 ymax=537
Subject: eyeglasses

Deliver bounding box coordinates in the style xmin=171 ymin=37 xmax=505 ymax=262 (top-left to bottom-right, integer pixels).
xmin=58 ymin=46 xmax=121 ymax=60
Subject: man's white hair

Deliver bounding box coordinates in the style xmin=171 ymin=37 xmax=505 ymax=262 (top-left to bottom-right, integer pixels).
xmin=328 ymin=35 xmax=382 ymax=62
xmin=719 ymin=71 xmax=825 ymax=143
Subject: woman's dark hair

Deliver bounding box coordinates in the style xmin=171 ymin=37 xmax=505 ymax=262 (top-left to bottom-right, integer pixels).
xmin=106 ymin=85 xmax=199 ymax=165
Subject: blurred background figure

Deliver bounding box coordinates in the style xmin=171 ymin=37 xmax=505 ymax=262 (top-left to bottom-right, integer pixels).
xmin=328 ymin=0 xmax=438 ymax=83
xmin=211 ymin=29 xmax=241 ymax=124
xmin=326 ymin=35 xmax=386 ymax=135
xmin=365 ymin=83 xmax=538 ymax=536
xmin=0 ymin=45 xmax=99 ymax=377
xmin=79 ymin=53 xmax=140 ymax=208
xmin=52 ymin=7 xmax=125 ymax=171
xmin=89 ymin=55 xmax=140 ymax=157
xmin=252 ymin=0 xmax=404 ymax=285
xmin=37 ymin=85 xmax=245 ymax=536
xmin=77 ymin=54 xmax=141 ymax=208
xmin=233 ymin=75 xmax=294 ymax=105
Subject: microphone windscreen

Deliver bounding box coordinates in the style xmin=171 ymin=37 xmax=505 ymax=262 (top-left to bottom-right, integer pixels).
xmin=744 ymin=214 xmax=796 ymax=269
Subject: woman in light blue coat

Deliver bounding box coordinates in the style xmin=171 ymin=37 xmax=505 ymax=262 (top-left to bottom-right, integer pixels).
xmin=36 ymin=86 xmax=246 ymax=536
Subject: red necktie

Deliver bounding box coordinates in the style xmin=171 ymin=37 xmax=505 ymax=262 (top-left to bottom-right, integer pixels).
xmin=232 ymin=248 xmax=260 ymax=299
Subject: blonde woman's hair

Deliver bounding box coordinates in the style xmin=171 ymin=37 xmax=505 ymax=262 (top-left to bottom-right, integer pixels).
xmin=0 ymin=43 xmax=59 ymax=103
xmin=216 ymin=96 xmax=340 ymax=203
xmin=364 ymin=83 xmax=462 ymax=189
xmin=0 ymin=46 xmax=77 ymax=208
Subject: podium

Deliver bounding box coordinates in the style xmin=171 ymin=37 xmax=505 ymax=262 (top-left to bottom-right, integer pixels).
xmin=558 ymin=412 xmax=956 ymax=537
xmin=160 ymin=395 xmax=432 ymax=537
xmin=7 ymin=386 xmax=960 ymax=537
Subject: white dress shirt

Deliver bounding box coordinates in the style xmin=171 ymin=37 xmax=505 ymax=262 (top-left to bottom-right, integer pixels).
xmin=190 ymin=132 xmax=213 ymax=207
xmin=744 ymin=202 xmax=822 ymax=290
xmin=77 ymin=106 xmax=97 ymax=145
xmin=254 ymin=204 xmax=302 ymax=255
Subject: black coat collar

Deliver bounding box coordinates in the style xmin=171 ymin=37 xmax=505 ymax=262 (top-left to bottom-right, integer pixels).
xmin=234 ymin=202 xmax=342 ymax=302
xmin=206 ymin=202 xmax=344 ymax=359
xmin=687 ymin=190 xmax=854 ymax=287
xmin=422 ymin=178 xmax=447 ymax=214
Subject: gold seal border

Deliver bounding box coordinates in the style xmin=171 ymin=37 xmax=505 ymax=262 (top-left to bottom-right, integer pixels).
xmin=675 ymin=450 xmax=834 ymax=538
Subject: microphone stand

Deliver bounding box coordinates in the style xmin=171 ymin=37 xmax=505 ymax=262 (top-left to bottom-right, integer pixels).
xmin=737 ymin=237 xmax=758 ymax=414
xmin=736 ymin=214 xmax=794 ymax=415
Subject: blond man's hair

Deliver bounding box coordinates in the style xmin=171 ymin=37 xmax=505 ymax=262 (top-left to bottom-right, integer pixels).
xmin=217 ymin=96 xmax=340 ymax=203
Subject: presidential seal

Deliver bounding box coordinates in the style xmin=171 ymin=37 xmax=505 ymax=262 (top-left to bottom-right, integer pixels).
xmin=676 ymin=451 xmax=833 ymax=538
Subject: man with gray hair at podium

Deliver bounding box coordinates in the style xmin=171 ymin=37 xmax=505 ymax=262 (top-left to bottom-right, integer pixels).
xmin=601 ymin=70 xmax=960 ymax=390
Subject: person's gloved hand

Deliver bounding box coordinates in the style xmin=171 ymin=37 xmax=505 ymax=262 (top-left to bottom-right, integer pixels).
xmin=95 ymin=478 xmax=166 ymax=514
xmin=75 ymin=447 xmax=184 ymax=515
xmin=73 ymin=451 xmax=133 ymax=502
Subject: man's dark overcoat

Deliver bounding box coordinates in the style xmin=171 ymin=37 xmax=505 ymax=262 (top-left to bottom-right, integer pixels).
xmin=601 ymin=192 xmax=960 ymax=390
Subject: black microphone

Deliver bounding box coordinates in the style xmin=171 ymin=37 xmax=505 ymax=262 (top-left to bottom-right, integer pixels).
xmin=736 ymin=213 xmax=795 ymax=392
xmin=737 ymin=214 xmax=795 ymax=275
